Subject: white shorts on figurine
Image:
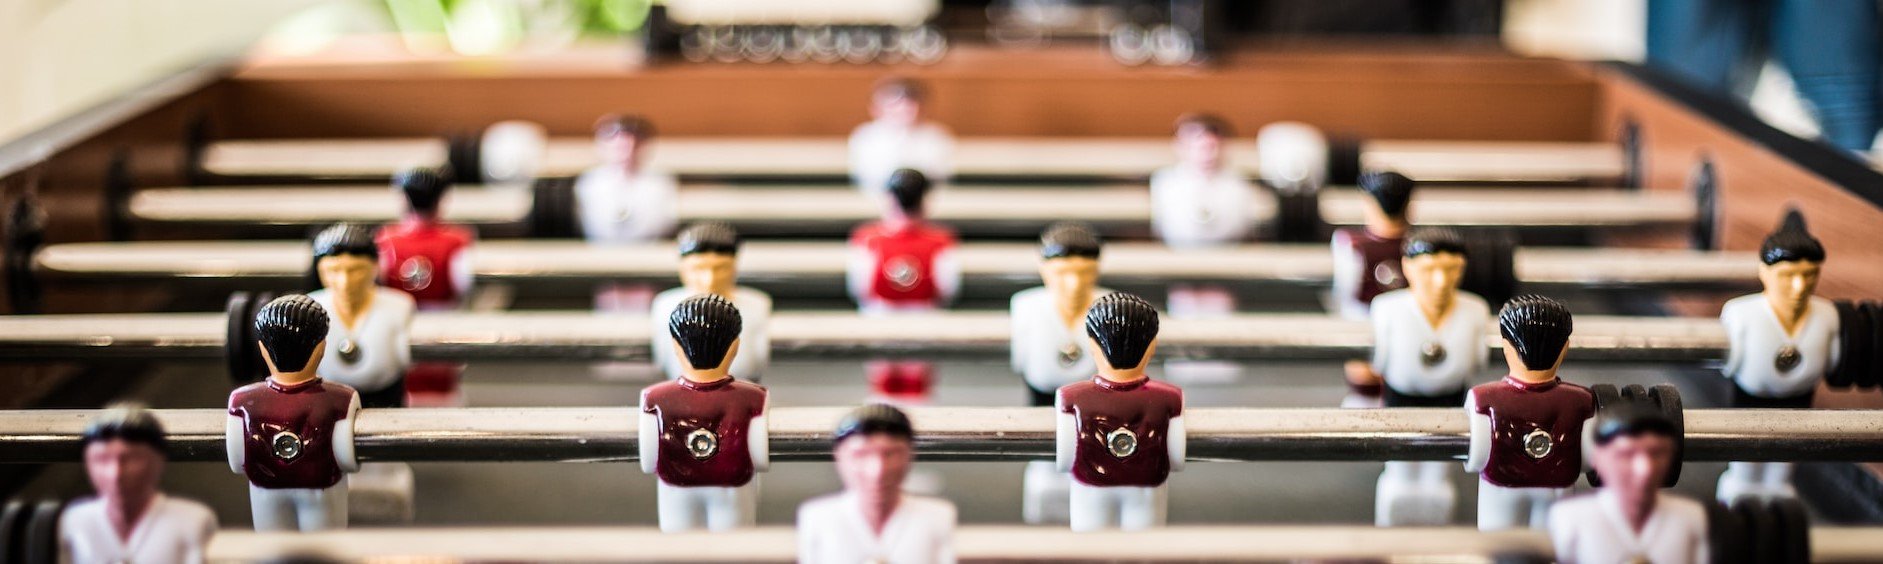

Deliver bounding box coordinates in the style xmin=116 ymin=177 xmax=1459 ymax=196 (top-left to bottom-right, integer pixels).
xmin=1476 ymin=482 xmax=1566 ymax=531
xmin=1022 ymin=460 xmax=1072 ymax=525
xmin=656 ymin=481 xmax=757 ymax=532
xmin=249 ymin=481 xmax=349 ymax=532
xmin=1068 ymin=482 xmax=1166 ymax=532
xmin=1375 ymin=460 xmax=1456 ymax=526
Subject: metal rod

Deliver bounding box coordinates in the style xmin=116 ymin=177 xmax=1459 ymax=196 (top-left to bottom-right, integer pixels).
xmin=35 ymin=241 xmax=1758 ymax=293
xmin=0 ymin=311 xmax=1727 ymax=363
xmin=203 ymin=525 xmax=1883 ymax=562
xmin=1 ymin=406 xmax=1877 ymax=464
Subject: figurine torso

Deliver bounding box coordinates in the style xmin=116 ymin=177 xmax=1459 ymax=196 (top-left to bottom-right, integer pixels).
xmin=1549 ymin=491 xmax=1709 ymax=564
xmin=228 ymin=378 xmax=358 ymax=489
xmin=1011 ymin=286 xmax=1110 ymax=393
xmin=848 ymin=121 xmax=953 ymax=191
xmin=376 ymin=219 xmax=474 ymax=309
xmin=797 ymin=492 xmax=956 ymax=564
xmin=60 ymin=495 xmax=217 ymax=564
xmin=1148 ymin=165 xmax=1265 ymax=248
xmin=640 ymin=378 xmax=768 ymax=487
xmin=650 ymin=286 xmax=773 ymax=381
xmin=1331 ymin=227 xmax=1407 ymax=317
xmin=1721 ymin=294 xmax=1839 ymax=398
xmin=1469 ymin=377 xmax=1594 ymax=489
xmin=574 ymin=166 xmax=679 ymax=244
xmin=309 ymin=288 xmax=415 ymax=395
xmin=850 ymin=221 xmax=957 ymax=307
xmin=1058 ymin=377 xmax=1184 ymax=487
xmin=1370 ymin=289 xmax=1490 ymax=399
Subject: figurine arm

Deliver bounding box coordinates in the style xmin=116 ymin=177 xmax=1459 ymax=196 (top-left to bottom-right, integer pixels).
xmin=639 ymin=396 xmax=659 ymax=475
xmin=935 ymin=503 xmax=959 ymax=564
xmin=1720 ymin=306 xmax=1746 ymax=379
xmin=933 ymin=249 xmax=962 ymax=306
xmin=1579 ymin=415 xmax=1597 ymax=474
xmin=748 ymin=396 xmax=770 ymax=472
xmin=743 ymin=298 xmax=772 ymax=380
xmin=1464 ymin=391 xmax=1490 ymax=473
xmin=646 ymin=173 xmax=680 ymax=240
xmin=449 ymin=247 xmax=475 ymax=299
xmin=1828 ymin=311 xmax=1844 ymax=374
xmin=845 ymin=247 xmax=875 ymax=304
xmin=225 ymin=413 xmax=245 ymax=474
xmin=333 ymin=393 xmax=361 ymax=472
xmin=394 ymin=301 xmax=414 ymax=371
xmin=1369 ymin=310 xmax=1391 ymax=374
xmin=929 ymin=127 xmax=957 ymax=182
xmin=1055 ymin=391 xmax=1075 ymax=473
xmin=1167 ymin=414 xmax=1187 ymax=472
xmin=1009 ymin=295 xmax=1028 ymax=374
xmin=1329 ymin=231 xmax=1358 ymax=305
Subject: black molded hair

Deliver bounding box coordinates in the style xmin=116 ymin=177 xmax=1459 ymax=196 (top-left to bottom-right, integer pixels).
xmin=872 ymin=77 xmax=927 ymax=103
xmin=833 ymin=403 xmax=915 ymax=445
xmin=1174 ymin=113 xmax=1232 ymax=138
xmin=394 ymin=166 xmax=452 ymax=216
xmin=1498 ymin=294 xmax=1574 ymax=371
xmin=1403 ymin=227 xmax=1468 ymax=258
xmin=1759 ymin=208 xmax=1826 ymax=265
xmin=668 ymin=294 xmax=744 ymax=371
xmin=1040 ymin=222 xmax=1102 ymax=260
xmin=1359 ymin=171 xmax=1416 ymax=218
xmin=1594 ymin=402 xmax=1679 ymax=445
xmin=81 ymin=402 xmax=168 ymax=454
xmin=256 ymin=294 xmax=330 ymax=373
xmin=594 ymin=114 xmax=655 ymax=140
xmin=887 ymin=169 xmax=931 ymax=214
xmin=677 ymin=222 xmax=741 ymax=257
xmin=312 ymin=223 xmax=378 ymax=261
xmin=1085 ymin=292 xmax=1160 ymax=370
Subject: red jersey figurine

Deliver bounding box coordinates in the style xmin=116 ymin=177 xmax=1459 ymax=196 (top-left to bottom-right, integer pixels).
xmin=1465 ymin=294 xmax=1595 ymax=531
xmin=639 ymin=294 xmax=769 ymax=532
xmin=226 ymin=294 xmax=361 ymax=531
xmin=847 ymin=168 xmax=960 ymax=400
xmin=376 ymin=167 xmax=474 ymax=406
xmin=1330 ymin=171 xmax=1414 ymax=320
xmin=1056 ymin=293 xmax=1185 ymax=532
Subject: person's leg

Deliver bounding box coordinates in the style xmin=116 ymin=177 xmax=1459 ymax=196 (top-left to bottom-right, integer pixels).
xmin=1023 ymin=461 xmax=1072 ymax=525
xmin=247 ymin=486 xmax=299 ymax=532
xmin=1763 ymin=462 xmax=1798 ymax=498
xmin=1771 ymin=0 xmax=1881 ymax=151
xmin=1718 ymin=461 xmax=1761 ymax=503
xmin=1527 ymin=487 xmax=1566 ymax=530
xmin=657 ymin=482 xmax=703 ymax=532
xmin=300 ymin=482 xmax=349 ymax=531
xmin=1476 ymin=482 xmax=1522 ymax=531
xmin=1646 ymin=0 xmax=1763 ymax=98
xmin=705 ymin=485 xmax=752 ymax=531
xmin=1118 ymin=485 xmax=1166 ymax=530
xmin=1375 ymin=461 xmax=1415 ymax=527
xmin=1068 ymin=482 xmax=1107 ymax=532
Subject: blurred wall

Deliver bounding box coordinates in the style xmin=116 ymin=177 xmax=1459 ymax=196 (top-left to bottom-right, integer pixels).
xmin=0 ymin=0 xmax=324 ymax=142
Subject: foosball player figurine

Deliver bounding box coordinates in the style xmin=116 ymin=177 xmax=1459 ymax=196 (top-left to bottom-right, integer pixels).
xmin=309 ymin=223 xmax=415 ymax=409
xmin=651 ymin=222 xmax=772 ymax=382
xmin=1057 ymin=293 xmax=1185 ymax=532
xmin=1330 ymin=171 xmax=1415 ymax=320
xmin=798 ymin=404 xmax=957 ymax=564
xmin=1549 ymin=403 xmax=1709 ymax=564
xmin=376 ymin=166 xmax=475 ymax=407
xmin=227 ymin=295 xmax=361 ymax=532
xmin=1149 ymin=113 xmax=1268 ymax=248
xmin=1012 ymin=222 xmax=1111 ymax=525
xmin=639 ymin=294 xmax=769 ymax=532
xmin=849 ymin=77 xmax=954 ymax=195
xmin=1465 ymin=294 xmax=1594 ymax=531
xmin=848 ymin=168 xmax=960 ymax=400
xmin=63 ymin=403 xmax=217 ymax=563
xmin=1717 ymin=209 xmax=1837 ymax=503
xmin=1352 ymin=228 xmax=1489 ymax=526
xmin=576 ymin=114 xmax=679 ymax=245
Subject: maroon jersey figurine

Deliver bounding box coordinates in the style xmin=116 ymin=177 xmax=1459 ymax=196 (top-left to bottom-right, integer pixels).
xmin=1330 ymin=171 xmax=1414 ymax=320
xmin=1465 ymin=294 xmax=1595 ymax=531
xmin=1055 ymin=293 xmax=1185 ymax=532
xmin=376 ymin=167 xmax=475 ymax=406
xmin=225 ymin=294 xmax=361 ymax=531
xmin=639 ymin=294 xmax=769 ymax=532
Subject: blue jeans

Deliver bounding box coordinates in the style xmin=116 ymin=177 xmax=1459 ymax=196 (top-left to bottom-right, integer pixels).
xmin=1648 ymin=0 xmax=1881 ymax=151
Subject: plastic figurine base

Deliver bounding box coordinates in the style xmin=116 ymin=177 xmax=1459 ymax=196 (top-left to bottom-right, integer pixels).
xmin=226 ymin=295 xmax=361 ymax=532
xmin=62 ymin=404 xmax=217 ymax=563
xmin=1464 ymin=295 xmax=1594 ymax=531
xmin=576 ymin=114 xmax=678 ymax=244
xmin=651 ymin=223 xmax=773 ymax=382
xmin=639 ymin=295 xmax=769 ymax=532
xmin=798 ymin=404 xmax=956 ymax=563
xmin=1055 ymin=293 xmax=1185 ymax=532
xmin=1329 ymin=171 xmax=1415 ymax=320
xmin=1150 ymin=114 xmax=1270 ymax=247
xmin=848 ymin=77 xmax=954 ymax=194
xmin=1549 ymin=405 xmax=1709 ymax=563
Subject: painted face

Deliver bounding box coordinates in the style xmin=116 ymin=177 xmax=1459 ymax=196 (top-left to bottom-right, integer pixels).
xmin=1589 ymin=432 xmax=1674 ymax=498
xmin=317 ymin=254 xmax=377 ymax=305
xmin=679 ymin=253 xmax=738 ymax=296
xmin=835 ymin=433 xmax=914 ymax=505
xmin=84 ymin=439 xmax=163 ymax=505
xmin=1403 ymin=252 xmax=1466 ymax=307
xmin=1173 ymin=125 xmax=1224 ymax=171
xmin=870 ymin=92 xmax=922 ymax=127
xmin=1039 ymin=257 xmax=1099 ymax=306
xmin=1758 ymin=260 xmax=1821 ymax=310
xmin=596 ymin=132 xmax=644 ymax=168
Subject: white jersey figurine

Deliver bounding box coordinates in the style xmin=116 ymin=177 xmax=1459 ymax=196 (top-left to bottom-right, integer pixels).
xmin=1718 ymin=209 xmax=1837 ymax=503
xmin=576 ymin=114 xmax=678 ymax=244
xmin=65 ymin=404 xmax=218 ymax=564
xmin=1550 ymin=404 xmax=1709 ymax=564
xmin=650 ymin=222 xmax=772 ymax=382
xmin=308 ymin=224 xmax=416 ymax=407
xmin=1012 ymin=223 xmax=1108 ymax=525
xmin=1149 ymin=114 xmax=1271 ymax=248
xmin=849 ymin=78 xmax=954 ymax=195
xmin=798 ymin=404 xmax=956 ymax=564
